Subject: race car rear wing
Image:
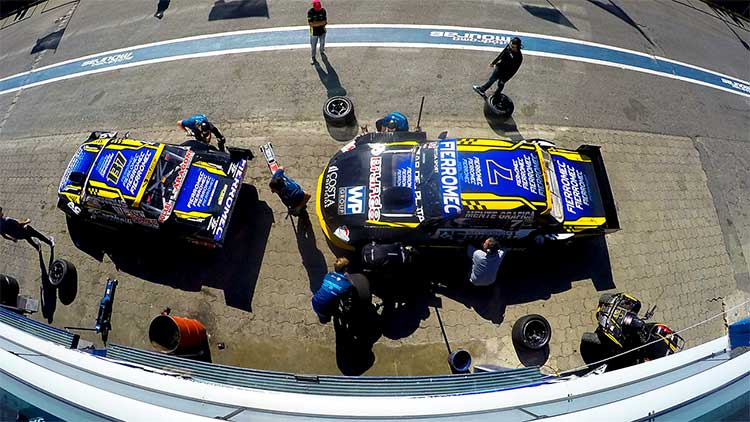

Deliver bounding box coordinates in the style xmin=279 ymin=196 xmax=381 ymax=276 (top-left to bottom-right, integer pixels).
xmin=577 ymin=145 xmax=620 ymax=232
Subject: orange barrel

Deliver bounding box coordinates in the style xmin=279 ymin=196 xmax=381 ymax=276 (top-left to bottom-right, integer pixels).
xmin=148 ymin=314 xmax=206 ymax=353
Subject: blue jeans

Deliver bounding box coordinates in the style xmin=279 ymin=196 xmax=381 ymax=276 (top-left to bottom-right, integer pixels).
xmin=310 ymin=33 xmax=326 ymax=58
xmin=478 ymin=66 xmax=506 ymax=93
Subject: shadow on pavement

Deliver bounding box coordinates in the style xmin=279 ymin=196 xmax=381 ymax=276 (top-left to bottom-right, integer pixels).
xmin=522 ymin=1 xmax=578 ymax=30
xmin=325 ymin=123 xmax=359 ymax=142
xmin=483 ymin=102 xmax=524 ymax=141
xmin=66 ymin=184 xmax=273 ymax=312
xmin=31 ymin=28 xmax=65 ymax=54
xmin=587 ymin=0 xmax=655 ymax=46
xmin=421 ymin=236 xmax=615 ymax=324
xmin=334 ymin=301 xmax=382 ymax=375
xmin=315 ymin=54 xmax=347 ymax=98
xmin=294 ymin=216 xmax=328 ymax=293
xmin=208 ymin=0 xmax=269 ymax=20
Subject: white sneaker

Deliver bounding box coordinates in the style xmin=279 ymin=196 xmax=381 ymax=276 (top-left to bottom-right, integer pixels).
xmin=310 ymin=57 xmax=316 ymax=65
xmin=49 ymin=236 xmax=55 ymax=248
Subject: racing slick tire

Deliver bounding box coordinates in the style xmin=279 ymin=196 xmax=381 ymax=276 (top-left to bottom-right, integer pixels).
xmin=598 ymin=293 xmax=615 ymax=304
xmin=512 ymin=314 xmax=552 ymax=350
xmin=323 ymin=96 xmax=355 ymax=127
xmin=484 ymin=92 xmax=514 ymax=118
xmin=0 ymin=275 xmax=20 ymax=306
xmin=348 ymin=273 xmax=371 ymax=303
xmin=581 ymin=332 xmax=602 ymax=346
xmin=48 ymin=259 xmax=77 ymax=288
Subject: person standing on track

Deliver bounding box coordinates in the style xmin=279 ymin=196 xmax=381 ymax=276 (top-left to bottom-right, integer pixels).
xmin=472 ymin=37 xmax=523 ymax=97
xmin=308 ymin=0 xmax=327 ymax=65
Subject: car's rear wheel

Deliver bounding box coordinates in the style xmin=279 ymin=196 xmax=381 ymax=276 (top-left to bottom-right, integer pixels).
xmin=323 ymin=96 xmax=355 ymax=126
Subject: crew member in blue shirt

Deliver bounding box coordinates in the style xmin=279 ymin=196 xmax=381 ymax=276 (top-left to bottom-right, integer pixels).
xmin=269 ymin=166 xmax=311 ymax=215
xmin=312 ymin=258 xmax=352 ymax=323
xmin=375 ymin=112 xmax=409 ymax=132
xmin=177 ymin=114 xmax=226 ymax=151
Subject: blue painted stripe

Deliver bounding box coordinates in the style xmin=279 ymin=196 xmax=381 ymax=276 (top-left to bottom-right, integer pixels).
xmin=1 ymin=25 xmax=748 ymax=97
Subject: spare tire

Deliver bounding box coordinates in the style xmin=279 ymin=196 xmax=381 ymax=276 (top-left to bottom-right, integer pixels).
xmin=323 ymin=96 xmax=355 ymax=126
xmin=49 ymin=259 xmax=77 ymax=288
xmin=512 ymin=314 xmax=552 ymax=350
xmin=484 ymin=92 xmax=514 ymax=118
xmin=0 ymin=275 xmax=19 ymax=306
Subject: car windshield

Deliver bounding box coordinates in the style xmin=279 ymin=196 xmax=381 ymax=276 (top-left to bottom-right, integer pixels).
xmin=140 ymin=146 xmax=192 ymax=218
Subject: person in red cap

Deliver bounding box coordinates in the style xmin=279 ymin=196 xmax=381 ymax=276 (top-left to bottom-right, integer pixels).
xmin=307 ymin=0 xmax=327 ymax=64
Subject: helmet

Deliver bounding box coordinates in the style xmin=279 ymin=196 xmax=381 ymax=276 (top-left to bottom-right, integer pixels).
xmin=198 ymin=121 xmax=211 ymax=134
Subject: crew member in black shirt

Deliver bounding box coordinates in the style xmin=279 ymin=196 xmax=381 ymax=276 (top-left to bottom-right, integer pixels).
xmin=473 ymin=37 xmax=523 ymax=97
xmin=0 ymin=207 xmax=53 ymax=250
xmin=308 ymin=0 xmax=327 ymax=64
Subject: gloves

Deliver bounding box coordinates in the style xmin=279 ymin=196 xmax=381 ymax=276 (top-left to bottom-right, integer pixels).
xmin=218 ymin=136 xmax=226 ymax=145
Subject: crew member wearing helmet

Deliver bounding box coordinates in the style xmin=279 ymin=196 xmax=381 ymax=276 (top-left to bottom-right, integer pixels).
xmin=177 ymin=114 xmax=227 ymax=152
xmin=375 ymin=112 xmax=409 ymax=132
xmin=472 ymin=37 xmax=523 ymax=97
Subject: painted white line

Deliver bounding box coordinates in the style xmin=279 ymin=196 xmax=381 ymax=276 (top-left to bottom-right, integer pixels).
xmin=3 ymin=41 xmax=747 ymax=99
xmin=2 ymin=24 xmax=748 ymax=86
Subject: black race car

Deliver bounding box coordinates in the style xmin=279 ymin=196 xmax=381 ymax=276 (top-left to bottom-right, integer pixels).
xmin=57 ymin=131 xmax=253 ymax=247
xmin=316 ymin=131 xmax=619 ymax=250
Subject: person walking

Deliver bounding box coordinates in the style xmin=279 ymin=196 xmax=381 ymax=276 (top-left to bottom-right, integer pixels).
xmin=472 ymin=37 xmax=523 ymax=97
xmin=312 ymin=258 xmax=352 ymax=323
xmin=0 ymin=207 xmax=54 ymax=250
xmin=467 ymin=237 xmax=505 ymax=286
xmin=308 ymin=0 xmax=327 ymax=64
xmin=177 ymin=114 xmax=226 ymax=152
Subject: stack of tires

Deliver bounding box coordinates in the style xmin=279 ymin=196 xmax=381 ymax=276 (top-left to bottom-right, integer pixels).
xmin=0 ymin=275 xmax=19 ymax=307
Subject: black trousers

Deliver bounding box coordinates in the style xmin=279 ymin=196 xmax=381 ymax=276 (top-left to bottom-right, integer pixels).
xmin=20 ymin=225 xmax=52 ymax=248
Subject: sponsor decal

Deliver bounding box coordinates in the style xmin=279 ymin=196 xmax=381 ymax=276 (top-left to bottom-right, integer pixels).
xmin=106 ymin=152 xmax=126 ymax=184
xmin=461 ymin=156 xmax=485 ymax=187
xmin=217 ymin=185 xmax=228 ymax=206
xmin=464 ymin=210 xmax=535 ymax=220
xmin=721 ymin=78 xmax=750 ymax=94
xmin=438 ymin=140 xmax=462 ymax=215
xmin=213 ymin=159 xmax=246 ymax=240
xmin=323 ymin=165 xmax=339 ymax=208
xmin=66 ymin=201 xmax=81 ymax=215
xmin=207 ymin=216 xmax=218 ymax=232
xmin=368 ymin=156 xmax=383 ymax=220
xmin=338 ymin=186 xmax=365 ymax=215
xmin=158 ymin=149 xmax=194 ymax=223
xmin=60 ymin=146 xmax=87 ymax=191
xmin=370 ymin=144 xmax=386 ymax=156
xmin=430 ymin=31 xmax=512 ymax=46
xmin=81 ymin=52 xmax=134 ymax=68
xmin=511 ymin=153 xmax=544 ymax=196
xmin=556 ymin=160 xmax=590 ymax=216
xmin=334 ymin=226 xmax=350 ymax=242
xmin=95 ymin=151 xmax=116 ymax=179
xmin=414 ymin=155 xmax=425 ymax=222
xmin=185 ymin=170 xmax=219 ymax=210
xmin=119 ymin=149 xmax=156 ymax=196
xmin=340 ymin=141 xmax=356 ymax=153
xmin=433 ymin=228 xmax=534 ymax=241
